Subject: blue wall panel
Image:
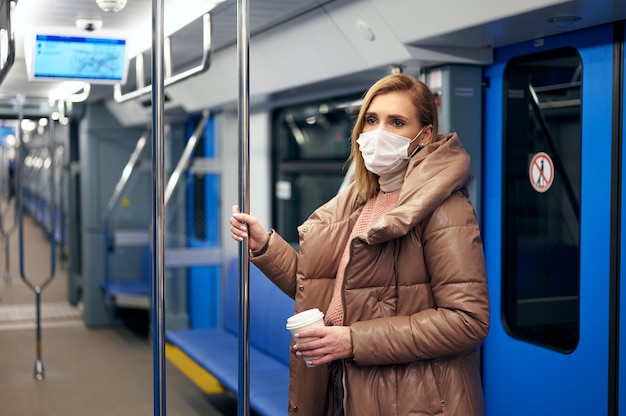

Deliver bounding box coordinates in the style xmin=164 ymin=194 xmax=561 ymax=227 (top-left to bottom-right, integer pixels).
xmin=188 ymin=115 xmax=221 ymax=329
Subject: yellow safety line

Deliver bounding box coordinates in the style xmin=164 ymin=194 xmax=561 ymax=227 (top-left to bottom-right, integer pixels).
xmin=165 ymin=343 xmax=225 ymax=394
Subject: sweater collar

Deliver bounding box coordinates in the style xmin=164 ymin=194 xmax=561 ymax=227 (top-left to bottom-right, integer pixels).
xmin=379 ymin=168 xmax=405 ymax=193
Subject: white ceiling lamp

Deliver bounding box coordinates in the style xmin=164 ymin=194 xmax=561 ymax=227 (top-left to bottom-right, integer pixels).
xmin=96 ymin=0 xmax=128 ymax=13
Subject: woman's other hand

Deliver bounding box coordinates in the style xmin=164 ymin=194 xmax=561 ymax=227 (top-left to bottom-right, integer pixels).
xmin=229 ymin=205 xmax=269 ymax=252
xmin=292 ymin=326 xmax=353 ymax=366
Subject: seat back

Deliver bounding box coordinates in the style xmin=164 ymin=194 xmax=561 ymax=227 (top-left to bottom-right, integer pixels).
xmin=249 ymin=265 xmax=294 ymax=365
xmin=223 ymin=258 xmax=294 ymax=365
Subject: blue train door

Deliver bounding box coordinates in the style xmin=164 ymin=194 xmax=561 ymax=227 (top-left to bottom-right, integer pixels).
xmin=482 ymin=23 xmax=621 ymax=415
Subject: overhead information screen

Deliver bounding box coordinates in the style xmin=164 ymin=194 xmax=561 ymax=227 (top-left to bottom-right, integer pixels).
xmin=31 ymin=34 xmax=128 ymax=84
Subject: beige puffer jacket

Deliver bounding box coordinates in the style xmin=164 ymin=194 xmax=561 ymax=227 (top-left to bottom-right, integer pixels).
xmin=251 ymin=133 xmax=490 ymax=416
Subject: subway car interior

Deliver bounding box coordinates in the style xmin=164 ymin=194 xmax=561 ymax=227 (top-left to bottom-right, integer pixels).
xmin=1 ymin=0 xmax=626 ymax=415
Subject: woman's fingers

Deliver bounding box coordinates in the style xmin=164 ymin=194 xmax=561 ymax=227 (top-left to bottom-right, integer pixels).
xmin=229 ymin=207 xmax=249 ymax=241
xmin=229 ymin=205 xmax=268 ymax=251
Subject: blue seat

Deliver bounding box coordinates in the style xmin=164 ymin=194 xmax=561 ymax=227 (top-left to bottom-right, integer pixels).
xmin=100 ymin=244 xmax=151 ymax=307
xmin=166 ymin=258 xmax=294 ymax=416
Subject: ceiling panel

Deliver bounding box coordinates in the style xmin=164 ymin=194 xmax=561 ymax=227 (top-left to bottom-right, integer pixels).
xmin=2 ymin=0 xmax=626 ymax=111
xmin=0 ymin=0 xmax=329 ymax=104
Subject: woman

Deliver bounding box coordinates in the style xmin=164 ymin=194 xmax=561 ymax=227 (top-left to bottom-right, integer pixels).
xmin=230 ymin=73 xmax=490 ymax=416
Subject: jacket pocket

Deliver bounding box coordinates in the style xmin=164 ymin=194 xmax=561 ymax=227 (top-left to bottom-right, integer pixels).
xmin=398 ymin=361 xmax=444 ymax=415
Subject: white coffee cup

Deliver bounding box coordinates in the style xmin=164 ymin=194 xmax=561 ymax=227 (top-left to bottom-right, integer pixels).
xmin=286 ymin=308 xmax=325 ymax=367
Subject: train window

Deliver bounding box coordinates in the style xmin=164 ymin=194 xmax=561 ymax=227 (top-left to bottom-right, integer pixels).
xmin=272 ymin=95 xmax=360 ymax=245
xmin=502 ymin=47 xmax=581 ymax=353
xmin=192 ymin=124 xmax=206 ymax=241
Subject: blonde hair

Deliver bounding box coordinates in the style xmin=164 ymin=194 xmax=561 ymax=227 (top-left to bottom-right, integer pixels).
xmin=348 ymin=74 xmax=440 ymax=200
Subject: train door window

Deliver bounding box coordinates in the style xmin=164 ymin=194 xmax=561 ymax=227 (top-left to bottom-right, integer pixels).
xmin=272 ymin=96 xmax=360 ymax=245
xmin=192 ymin=132 xmax=206 ymax=241
xmin=502 ymin=47 xmax=581 ymax=352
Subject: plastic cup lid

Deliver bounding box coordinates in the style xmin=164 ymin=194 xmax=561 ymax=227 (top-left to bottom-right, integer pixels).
xmin=286 ymin=308 xmax=324 ymax=330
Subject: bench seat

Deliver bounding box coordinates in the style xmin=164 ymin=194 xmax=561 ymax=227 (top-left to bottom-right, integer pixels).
xmin=166 ymin=328 xmax=289 ymax=397
xmin=166 ymin=259 xmax=294 ymax=416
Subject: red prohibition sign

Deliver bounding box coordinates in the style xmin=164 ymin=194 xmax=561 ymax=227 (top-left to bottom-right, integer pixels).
xmin=529 ymin=152 xmax=554 ymax=193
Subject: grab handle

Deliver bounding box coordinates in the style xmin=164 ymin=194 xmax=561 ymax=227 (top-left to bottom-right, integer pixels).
xmin=15 ymin=95 xmax=57 ymax=380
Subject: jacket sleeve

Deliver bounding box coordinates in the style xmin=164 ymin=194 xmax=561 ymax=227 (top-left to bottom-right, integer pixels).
xmin=351 ymin=193 xmax=490 ymax=365
xmin=250 ymin=230 xmax=299 ymax=299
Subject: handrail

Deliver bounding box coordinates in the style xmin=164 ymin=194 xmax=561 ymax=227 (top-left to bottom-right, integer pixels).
xmin=0 ymin=142 xmax=18 ymax=282
xmin=102 ymin=111 xmax=213 ymax=301
xmin=113 ymin=13 xmax=212 ymax=103
xmin=101 ymin=130 xmax=149 ymax=300
xmin=237 ymin=0 xmax=252 ymax=414
xmin=151 ymin=1 xmax=167 ymax=413
xmin=102 ymin=130 xmax=150 ymax=224
xmin=0 ymin=177 xmax=18 ymax=283
xmin=164 ymin=110 xmax=209 ymax=207
xmin=0 ymin=1 xmax=16 ymax=86
xmin=15 ymin=95 xmax=57 ymax=380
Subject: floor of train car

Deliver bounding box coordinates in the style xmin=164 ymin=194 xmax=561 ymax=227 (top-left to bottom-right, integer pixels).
xmin=0 ymin=205 xmax=246 ymax=416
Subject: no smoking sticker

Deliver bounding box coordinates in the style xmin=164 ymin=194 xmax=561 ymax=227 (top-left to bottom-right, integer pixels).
xmin=529 ymin=152 xmax=554 ymax=193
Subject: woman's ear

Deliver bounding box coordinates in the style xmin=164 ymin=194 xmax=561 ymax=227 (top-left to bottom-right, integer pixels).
xmin=418 ymin=124 xmax=434 ymax=146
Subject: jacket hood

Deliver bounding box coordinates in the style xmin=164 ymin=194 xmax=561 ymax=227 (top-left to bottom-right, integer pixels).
xmin=365 ymin=132 xmax=472 ymax=244
xmin=303 ymin=133 xmax=472 ymax=247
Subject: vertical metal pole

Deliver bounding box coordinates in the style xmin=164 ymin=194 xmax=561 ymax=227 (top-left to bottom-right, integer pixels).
xmin=32 ymin=100 xmax=58 ymax=380
xmin=237 ymin=0 xmax=251 ymax=415
xmin=34 ymin=289 xmax=43 ymax=378
xmin=4 ymin=233 xmax=10 ymax=281
xmin=15 ymin=94 xmax=24 ymax=287
xmin=48 ymin=101 xmax=57 ymax=284
xmin=15 ymin=96 xmax=48 ymax=380
xmin=151 ymin=0 xmax=166 ymax=415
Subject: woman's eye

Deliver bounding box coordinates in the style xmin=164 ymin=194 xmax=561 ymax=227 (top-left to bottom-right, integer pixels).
xmin=392 ymin=119 xmax=405 ymax=127
xmin=365 ymin=117 xmax=377 ymax=125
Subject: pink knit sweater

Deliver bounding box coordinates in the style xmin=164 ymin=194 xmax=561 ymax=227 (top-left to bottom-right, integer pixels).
xmin=325 ymin=189 xmax=401 ymax=326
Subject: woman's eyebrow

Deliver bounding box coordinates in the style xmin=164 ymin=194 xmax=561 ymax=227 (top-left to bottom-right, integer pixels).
xmin=365 ymin=111 xmax=410 ymax=121
xmin=382 ymin=113 xmax=410 ymax=121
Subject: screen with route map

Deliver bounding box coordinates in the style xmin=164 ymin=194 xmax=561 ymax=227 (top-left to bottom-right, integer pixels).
xmin=31 ymin=34 xmax=127 ymax=84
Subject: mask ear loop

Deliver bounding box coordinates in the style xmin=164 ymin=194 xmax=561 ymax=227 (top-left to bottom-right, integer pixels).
xmin=409 ymin=145 xmax=421 ymax=158
xmin=408 ymin=125 xmax=429 ymax=158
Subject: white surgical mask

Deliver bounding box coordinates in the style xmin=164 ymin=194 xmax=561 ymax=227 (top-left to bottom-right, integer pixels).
xmin=356 ymin=127 xmax=425 ymax=175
